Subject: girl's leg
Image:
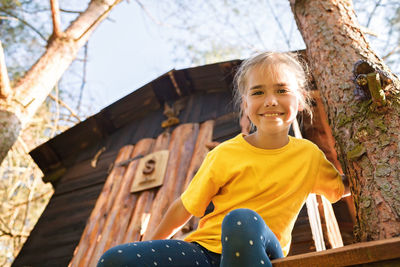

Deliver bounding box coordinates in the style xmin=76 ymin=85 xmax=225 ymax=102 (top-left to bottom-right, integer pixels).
xmin=97 ymin=239 xmax=219 ymax=267
xmin=220 ymin=208 xmax=284 ymax=267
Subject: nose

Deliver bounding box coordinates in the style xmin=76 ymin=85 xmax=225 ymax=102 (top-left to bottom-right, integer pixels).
xmin=263 ymin=93 xmax=278 ymax=107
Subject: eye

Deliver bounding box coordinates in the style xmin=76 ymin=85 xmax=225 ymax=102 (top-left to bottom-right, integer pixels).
xmin=250 ymin=90 xmax=263 ymax=96
xmin=277 ymin=88 xmax=289 ymax=94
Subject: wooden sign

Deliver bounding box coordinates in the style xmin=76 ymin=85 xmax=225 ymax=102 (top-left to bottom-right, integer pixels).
xmin=130 ymin=150 xmax=169 ymax=193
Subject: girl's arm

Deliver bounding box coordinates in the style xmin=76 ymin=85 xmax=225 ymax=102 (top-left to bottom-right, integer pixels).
xmin=145 ymin=197 xmax=193 ymax=241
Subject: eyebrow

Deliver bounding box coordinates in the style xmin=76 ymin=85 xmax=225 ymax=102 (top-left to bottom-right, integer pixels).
xmin=274 ymin=82 xmax=289 ymax=87
xmin=249 ymin=85 xmax=264 ymax=90
xmin=249 ymin=83 xmax=289 ymax=90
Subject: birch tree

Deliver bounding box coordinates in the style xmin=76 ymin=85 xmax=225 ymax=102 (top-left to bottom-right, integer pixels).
xmin=0 ymin=0 xmax=122 ymax=165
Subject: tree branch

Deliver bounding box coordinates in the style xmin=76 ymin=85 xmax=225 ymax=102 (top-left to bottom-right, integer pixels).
xmin=12 ymin=0 xmax=122 ymax=128
xmin=0 ymin=8 xmax=47 ymax=42
xmin=0 ymin=41 xmax=11 ymax=100
xmin=6 ymin=190 xmax=53 ymax=208
xmin=77 ymin=42 xmax=88 ymax=112
xmin=60 ymin=8 xmax=83 ymax=14
xmin=0 ymin=15 xmax=18 ymax=21
xmin=383 ymin=45 xmax=400 ymax=60
xmin=49 ymin=93 xmax=81 ymax=122
xmin=50 ymin=0 xmax=62 ymax=37
xmin=0 ymin=229 xmax=30 ymax=238
xmin=50 ymin=84 xmax=60 ymax=137
xmin=265 ymin=0 xmax=291 ymax=50
xmin=366 ymin=0 xmax=383 ymax=28
xmin=76 ymin=0 xmax=123 ymax=42
xmin=204 ymin=0 xmax=258 ymax=50
xmin=134 ymin=0 xmax=174 ymax=28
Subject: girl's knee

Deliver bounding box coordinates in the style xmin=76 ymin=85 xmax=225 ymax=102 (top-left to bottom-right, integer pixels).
xmin=222 ymin=209 xmax=265 ymax=238
xmin=222 ymin=209 xmax=263 ymax=228
xmin=97 ymin=245 xmax=121 ymax=266
xmin=97 ymin=243 xmax=138 ymax=267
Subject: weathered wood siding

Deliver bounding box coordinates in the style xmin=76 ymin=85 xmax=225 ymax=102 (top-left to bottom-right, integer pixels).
xmin=69 ymin=122 xmax=213 ymax=266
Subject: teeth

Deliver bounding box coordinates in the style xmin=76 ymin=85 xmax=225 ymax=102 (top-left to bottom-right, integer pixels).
xmin=263 ymin=113 xmax=280 ymax=117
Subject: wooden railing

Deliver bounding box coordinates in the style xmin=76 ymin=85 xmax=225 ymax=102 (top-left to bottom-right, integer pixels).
xmin=272 ymin=237 xmax=400 ymax=267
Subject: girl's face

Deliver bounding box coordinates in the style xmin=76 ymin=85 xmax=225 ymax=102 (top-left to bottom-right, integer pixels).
xmin=242 ymin=64 xmax=303 ymax=136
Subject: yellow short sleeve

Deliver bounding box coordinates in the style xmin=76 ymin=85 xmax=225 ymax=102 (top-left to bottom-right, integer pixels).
xmin=181 ymin=151 xmax=222 ymax=217
xmin=312 ymin=151 xmax=344 ymax=203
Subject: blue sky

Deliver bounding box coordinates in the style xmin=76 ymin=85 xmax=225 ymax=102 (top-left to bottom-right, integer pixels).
xmin=69 ymin=0 xmax=399 ymax=118
xmin=83 ymin=1 xmax=176 ymax=113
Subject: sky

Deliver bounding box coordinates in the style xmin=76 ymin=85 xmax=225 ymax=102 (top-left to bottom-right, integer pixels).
xmin=69 ymin=0 xmax=306 ymax=117
xmin=82 ymin=1 xmax=176 ymax=114
xmin=61 ymin=0 xmax=400 ymax=118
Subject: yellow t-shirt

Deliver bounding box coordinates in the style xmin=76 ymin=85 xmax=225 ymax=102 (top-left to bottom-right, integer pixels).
xmin=181 ymin=134 xmax=344 ymax=256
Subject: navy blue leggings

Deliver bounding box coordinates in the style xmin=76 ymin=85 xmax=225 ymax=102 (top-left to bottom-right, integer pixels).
xmin=97 ymin=208 xmax=283 ymax=267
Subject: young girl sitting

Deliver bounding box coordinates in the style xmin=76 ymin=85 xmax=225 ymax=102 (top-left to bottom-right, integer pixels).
xmin=97 ymin=51 xmax=346 ymax=267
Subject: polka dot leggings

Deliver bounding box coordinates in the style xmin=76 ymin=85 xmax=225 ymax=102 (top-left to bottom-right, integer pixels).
xmin=97 ymin=208 xmax=283 ymax=267
xmin=97 ymin=240 xmax=220 ymax=267
xmin=220 ymin=208 xmax=283 ymax=267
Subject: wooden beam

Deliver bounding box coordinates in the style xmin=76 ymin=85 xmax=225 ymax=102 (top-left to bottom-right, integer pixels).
xmin=69 ymin=145 xmax=134 ymax=267
xmin=293 ymin=119 xmax=326 ymax=251
xmin=321 ymin=195 xmax=344 ymax=248
xmin=142 ymin=123 xmax=199 ymax=241
xmin=272 ymin=237 xmax=400 ymax=267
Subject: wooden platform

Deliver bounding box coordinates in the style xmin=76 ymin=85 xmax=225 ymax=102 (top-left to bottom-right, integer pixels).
xmin=272 ymin=237 xmax=400 ymax=267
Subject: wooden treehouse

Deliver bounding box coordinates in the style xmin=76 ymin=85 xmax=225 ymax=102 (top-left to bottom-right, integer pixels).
xmin=13 ymin=56 xmax=400 ymax=267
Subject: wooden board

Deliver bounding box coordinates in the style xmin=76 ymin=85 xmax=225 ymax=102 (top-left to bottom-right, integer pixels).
xmin=141 ymin=123 xmax=200 ymax=241
xmin=130 ymin=150 xmax=169 ymax=193
xmin=272 ymin=237 xmax=400 ymax=267
xmin=68 ymin=145 xmax=134 ymax=267
xmin=85 ymin=139 xmax=154 ymax=267
xmin=12 ymin=182 xmax=104 ymax=267
xmin=123 ymin=131 xmax=171 ymax=244
xmin=213 ymin=112 xmax=241 ymax=142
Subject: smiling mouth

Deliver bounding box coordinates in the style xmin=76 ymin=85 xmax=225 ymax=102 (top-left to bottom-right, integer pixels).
xmin=260 ymin=113 xmax=284 ymax=117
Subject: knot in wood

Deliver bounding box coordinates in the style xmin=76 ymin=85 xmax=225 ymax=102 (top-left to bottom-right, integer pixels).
xmin=352 ymin=60 xmax=389 ymax=108
xmin=352 ymin=60 xmax=375 ymax=100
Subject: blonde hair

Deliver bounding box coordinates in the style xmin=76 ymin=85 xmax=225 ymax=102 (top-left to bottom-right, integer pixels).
xmin=233 ymin=51 xmax=312 ymax=120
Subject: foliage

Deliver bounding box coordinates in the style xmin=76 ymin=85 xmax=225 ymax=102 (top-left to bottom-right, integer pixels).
xmin=139 ymin=0 xmax=400 ymax=75
xmin=0 ymin=1 xmax=89 ymax=265
xmin=354 ymin=0 xmax=400 ymax=74
xmin=0 ymin=0 xmax=49 ymax=79
xmin=0 ymin=103 xmax=55 ymax=266
xmin=143 ymin=0 xmax=304 ymax=67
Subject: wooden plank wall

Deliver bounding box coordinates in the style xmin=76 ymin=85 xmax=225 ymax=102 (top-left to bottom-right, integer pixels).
xmin=13 ymin=89 xmax=235 ymax=267
xmin=12 ymin=150 xmax=117 ymax=267
xmin=69 ymin=121 xmax=214 ymax=266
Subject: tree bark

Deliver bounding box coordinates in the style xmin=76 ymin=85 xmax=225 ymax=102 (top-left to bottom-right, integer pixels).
xmin=290 ymin=0 xmax=400 ymax=242
xmin=0 ymin=0 xmax=122 ymax=165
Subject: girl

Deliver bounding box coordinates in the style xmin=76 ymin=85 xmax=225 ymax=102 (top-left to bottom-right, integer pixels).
xmin=97 ymin=52 xmax=345 ymax=267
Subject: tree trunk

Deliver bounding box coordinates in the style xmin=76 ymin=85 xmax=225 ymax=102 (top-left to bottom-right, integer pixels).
xmin=0 ymin=0 xmax=121 ymax=164
xmin=290 ymin=0 xmax=400 ymax=242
